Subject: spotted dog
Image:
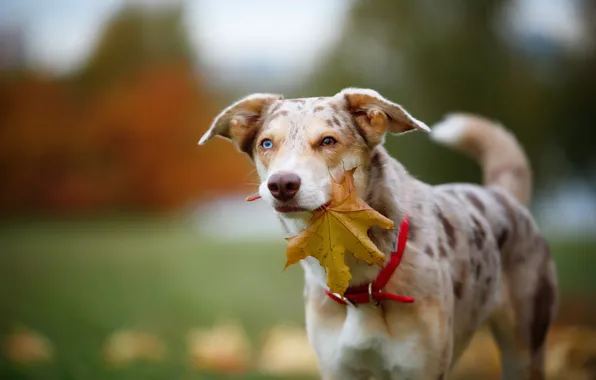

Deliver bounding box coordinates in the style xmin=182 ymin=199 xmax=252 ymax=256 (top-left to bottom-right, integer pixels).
xmin=199 ymin=88 xmax=558 ymax=380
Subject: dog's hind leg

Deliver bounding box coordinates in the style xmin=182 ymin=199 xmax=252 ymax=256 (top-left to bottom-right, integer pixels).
xmin=489 ymin=306 xmax=536 ymax=380
xmin=489 ymin=238 xmax=557 ymax=380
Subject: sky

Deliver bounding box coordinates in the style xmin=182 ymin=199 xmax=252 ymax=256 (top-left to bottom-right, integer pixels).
xmin=0 ymin=0 xmax=122 ymax=72
xmin=0 ymin=0 xmax=351 ymax=78
xmin=0 ymin=0 xmax=584 ymax=78
xmin=504 ymin=0 xmax=585 ymax=53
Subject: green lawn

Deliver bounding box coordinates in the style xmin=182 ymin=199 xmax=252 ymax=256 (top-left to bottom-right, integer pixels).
xmin=0 ymin=216 xmax=310 ymax=380
xmin=0 ymin=216 xmax=594 ymax=379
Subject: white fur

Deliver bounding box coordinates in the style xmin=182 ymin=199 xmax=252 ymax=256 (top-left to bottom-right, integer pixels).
xmin=306 ymin=302 xmax=428 ymax=379
xmin=258 ymin=151 xmax=331 ymax=214
xmin=430 ymin=114 xmax=468 ymax=145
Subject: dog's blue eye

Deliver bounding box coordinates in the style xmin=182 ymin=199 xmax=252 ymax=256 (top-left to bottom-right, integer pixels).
xmin=261 ymin=139 xmax=274 ymax=149
xmin=321 ymin=136 xmax=337 ymax=146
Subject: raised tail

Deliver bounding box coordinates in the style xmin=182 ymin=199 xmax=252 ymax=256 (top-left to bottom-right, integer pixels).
xmin=430 ymin=113 xmax=532 ymax=206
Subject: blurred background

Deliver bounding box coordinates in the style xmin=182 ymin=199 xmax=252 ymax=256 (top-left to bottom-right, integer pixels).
xmin=0 ymin=0 xmax=595 ymax=379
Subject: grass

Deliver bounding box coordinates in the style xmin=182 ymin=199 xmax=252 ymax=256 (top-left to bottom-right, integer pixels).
xmin=0 ymin=215 xmax=594 ymax=379
xmin=0 ymin=216 xmax=309 ymax=380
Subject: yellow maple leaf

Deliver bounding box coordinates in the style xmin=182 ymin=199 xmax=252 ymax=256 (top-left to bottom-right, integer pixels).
xmin=284 ymin=167 xmax=395 ymax=296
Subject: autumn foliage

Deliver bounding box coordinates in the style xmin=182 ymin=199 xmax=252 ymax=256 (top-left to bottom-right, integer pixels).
xmin=0 ymin=6 xmax=253 ymax=215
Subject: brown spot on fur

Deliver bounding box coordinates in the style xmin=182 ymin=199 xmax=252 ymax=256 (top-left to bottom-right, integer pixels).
xmin=513 ymin=252 xmax=527 ymax=265
xmin=241 ymin=134 xmax=257 ymax=158
xmin=366 ymin=150 xmax=384 ymax=201
xmin=288 ymin=99 xmax=305 ymax=103
xmin=480 ymin=287 xmax=489 ymax=304
xmin=268 ymin=110 xmax=289 ymax=123
xmin=490 ymin=189 xmax=518 ymax=231
xmin=332 ymin=115 xmax=341 ymax=127
xmin=237 ymin=115 xmax=263 ymax=156
xmin=326 ymin=119 xmax=334 ymax=128
xmin=465 ymin=192 xmax=486 ymax=213
xmin=314 ymin=105 xmax=324 ymax=112
xmin=408 ymin=219 xmax=417 ymax=241
xmin=497 ymin=228 xmax=509 ymax=250
xmin=531 ymin=270 xmax=555 ymax=352
xmin=439 ymin=245 xmax=447 ymax=258
xmin=436 ymin=207 xmax=457 ymax=248
xmin=470 ymin=215 xmax=486 ymax=250
xmin=370 ymin=150 xmax=382 ymax=166
xmin=453 ymin=280 xmax=463 ymax=299
xmin=424 ymin=245 xmax=434 ymax=257
xmin=349 ymin=109 xmax=371 ymax=145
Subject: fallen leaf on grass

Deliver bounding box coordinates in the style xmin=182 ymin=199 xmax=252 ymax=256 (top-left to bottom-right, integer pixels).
xmin=257 ymin=323 xmax=318 ymax=376
xmin=2 ymin=326 xmax=53 ymax=365
xmin=546 ymin=326 xmax=596 ymax=380
xmin=187 ymin=319 xmax=250 ymax=374
xmin=103 ymin=330 xmax=165 ymax=366
xmin=285 ymin=167 xmax=394 ymax=296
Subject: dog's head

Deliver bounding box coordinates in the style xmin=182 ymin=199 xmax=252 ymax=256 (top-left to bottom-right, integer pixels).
xmin=199 ymin=88 xmax=429 ymax=219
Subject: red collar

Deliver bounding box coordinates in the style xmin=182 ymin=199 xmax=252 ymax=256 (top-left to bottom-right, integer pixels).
xmin=325 ymin=215 xmax=415 ymax=307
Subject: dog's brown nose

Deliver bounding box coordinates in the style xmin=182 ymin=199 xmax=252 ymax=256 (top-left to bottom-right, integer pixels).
xmin=268 ymin=172 xmax=301 ymax=201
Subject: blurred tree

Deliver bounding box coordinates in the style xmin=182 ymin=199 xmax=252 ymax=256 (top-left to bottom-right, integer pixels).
xmin=0 ymin=4 xmax=254 ymax=215
xmin=553 ymin=0 xmax=596 ymax=188
xmin=307 ymin=0 xmax=596 ymax=196
xmin=77 ymin=4 xmax=194 ymax=89
xmin=72 ymin=4 xmax=255 ymax=211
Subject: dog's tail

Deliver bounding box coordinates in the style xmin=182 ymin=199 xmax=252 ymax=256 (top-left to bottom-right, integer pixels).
xmin=430 ymin=113 xmax=532 ymax=205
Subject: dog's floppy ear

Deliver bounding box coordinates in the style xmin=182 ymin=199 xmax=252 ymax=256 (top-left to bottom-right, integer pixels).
xmin=338 ymin=88 xmax=429 ymax=146
xmin=199 ymin=93 xmax=284 ymax=154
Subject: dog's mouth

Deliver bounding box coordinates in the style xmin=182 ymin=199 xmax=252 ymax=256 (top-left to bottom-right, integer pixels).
xmin=275 ymin=201 xmax=331 ymax=214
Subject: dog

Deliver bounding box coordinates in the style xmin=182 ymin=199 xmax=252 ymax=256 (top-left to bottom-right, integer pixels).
xmin=199 ymin=88 xmax=558 ymax=379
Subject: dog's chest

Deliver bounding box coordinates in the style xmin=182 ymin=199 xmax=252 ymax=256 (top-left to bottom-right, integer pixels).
xmin=311 ymin=305 xmax=425 ymax=377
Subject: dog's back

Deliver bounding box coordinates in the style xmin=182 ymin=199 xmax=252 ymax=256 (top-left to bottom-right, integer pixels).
xmin=430 ymin=114 xmax=558 ymax=378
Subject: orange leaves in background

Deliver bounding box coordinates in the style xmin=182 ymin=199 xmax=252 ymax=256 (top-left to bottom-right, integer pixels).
xmin=0 ymin=61 xmax=253 ymax=214
xmin=0 ymin=6 xmax=256 ymax=214
xmin=284 ymin=168 xmax=395 ymax=296
xmin=187 ymin=320 xmax=250 ymax=374
xmin=2 ymin=326 xmax=54 ymax=365
xmin=103 ymin=330 xmax=166 ymax=366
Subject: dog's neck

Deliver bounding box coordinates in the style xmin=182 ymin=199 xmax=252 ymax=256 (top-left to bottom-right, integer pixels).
xmin=279 ymin=146 xmax=417 ymax=289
